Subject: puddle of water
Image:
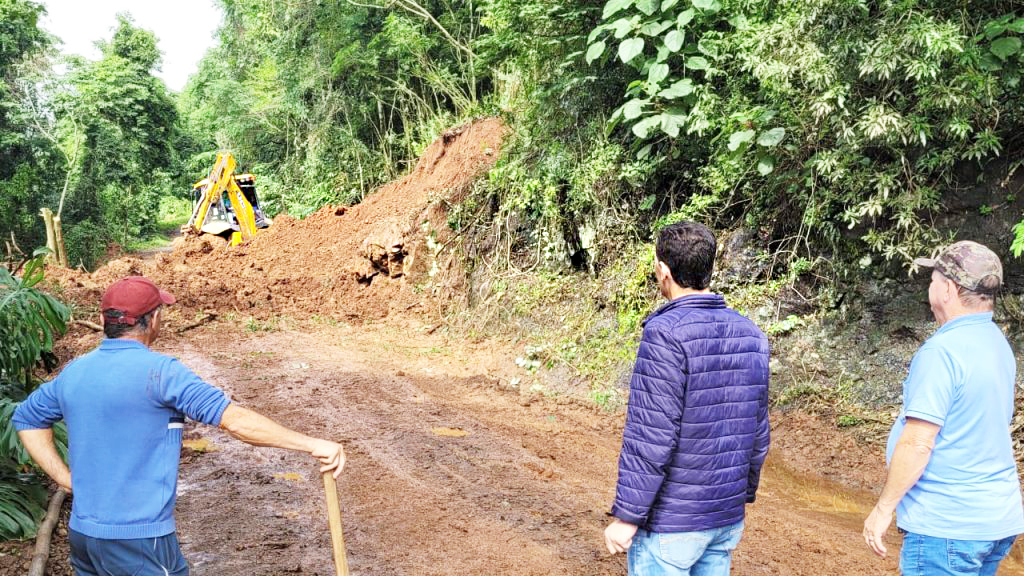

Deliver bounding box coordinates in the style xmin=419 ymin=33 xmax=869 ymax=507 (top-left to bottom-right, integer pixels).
xmin=432 ymin=427 xmax=469 ymax=437
xmin=763 ymin=457 xmax=1024 ymax=574
xmin=762 ymin=457 xmax=874 ymax=518
xmin=183 ymin=438 xmax=218 ymax=453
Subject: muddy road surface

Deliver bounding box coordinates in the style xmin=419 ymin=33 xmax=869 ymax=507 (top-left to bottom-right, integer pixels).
xmin=160 ymin=324 xmax=1022 ymax=576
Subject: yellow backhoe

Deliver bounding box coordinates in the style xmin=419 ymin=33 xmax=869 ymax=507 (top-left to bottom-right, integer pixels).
xmin=182 ymin=152 xmax=271 ymax=245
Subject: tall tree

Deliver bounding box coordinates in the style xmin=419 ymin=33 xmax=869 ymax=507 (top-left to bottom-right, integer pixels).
xmin=60 ymin=14 xmax=179 ymax=264
xmin=0 ymin=0 xmax=59 ymax=256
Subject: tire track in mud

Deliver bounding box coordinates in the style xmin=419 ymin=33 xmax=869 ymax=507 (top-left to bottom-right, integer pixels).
xmin=169 ymin=331 xmax=624 ymax=575
xmin=161 ymin=328 xmax=1022 ymax=576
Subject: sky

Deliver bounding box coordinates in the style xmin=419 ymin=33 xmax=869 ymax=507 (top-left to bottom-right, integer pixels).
xmin=39 ymin=0 xmax=223 ymax=92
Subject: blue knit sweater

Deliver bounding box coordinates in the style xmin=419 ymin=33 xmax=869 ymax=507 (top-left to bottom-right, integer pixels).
xmin=13 ymin=339 xmax=229 ymax=539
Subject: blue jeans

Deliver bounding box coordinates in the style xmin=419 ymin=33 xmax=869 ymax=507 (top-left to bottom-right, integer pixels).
xmin=69 ymin=529 xmax=189 ymax=576
xmin=628 ymin=521 xmax=744 ymax=576
xmin=900 ymin=531 xmax=1017 ymax=576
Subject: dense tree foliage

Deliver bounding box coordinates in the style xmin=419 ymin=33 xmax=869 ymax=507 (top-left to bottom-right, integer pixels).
xmin=1 ymin=5 xmax=181 ymax=269
xmin=179 ymin=0 xmax=484 ymax=215
xmin=587 ymin=0 xmax=1024 ymax=264
xmin=0 ymin=0 xmax=57 ymax=255
xmin=59 ymin=14 xmax=180 ymax=264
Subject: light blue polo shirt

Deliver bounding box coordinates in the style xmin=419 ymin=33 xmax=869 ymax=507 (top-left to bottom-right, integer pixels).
xmin=886 ymin=312 xmax=1024 ymax=540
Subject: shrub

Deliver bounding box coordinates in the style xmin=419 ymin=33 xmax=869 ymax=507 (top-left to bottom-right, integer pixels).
xmin=0 ymin=250 xmax=70 ymax=539
xmin=588 ymin=0 xmax=1024 ymax=266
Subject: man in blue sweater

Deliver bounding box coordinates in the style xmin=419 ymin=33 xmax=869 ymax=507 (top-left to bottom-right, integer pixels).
xmin=604 ymin=221 xmax=770 ymax=576
xmin=14 ymin=276 xmax=345 ymax=575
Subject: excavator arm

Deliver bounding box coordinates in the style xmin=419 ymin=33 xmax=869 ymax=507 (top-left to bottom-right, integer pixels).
xmin=183 ymin=152 xmax=263 ymax=245
xmin=225 ymin=177 xmax=257 ymax=242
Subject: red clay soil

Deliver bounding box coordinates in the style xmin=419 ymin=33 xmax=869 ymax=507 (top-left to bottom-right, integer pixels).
xmin=88 ymin=324 xmax=1024 ymax=576
xmin=8 ymin=322 xmax=1024 ymax=575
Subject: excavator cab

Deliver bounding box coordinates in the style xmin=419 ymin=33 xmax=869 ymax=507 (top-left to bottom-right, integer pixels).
xmin=183 ymin=153 xmax=271 ymax=245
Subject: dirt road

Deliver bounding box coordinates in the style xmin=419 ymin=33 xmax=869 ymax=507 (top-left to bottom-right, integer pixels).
xmin=160 ymin=323 xmax=1020 ymax=576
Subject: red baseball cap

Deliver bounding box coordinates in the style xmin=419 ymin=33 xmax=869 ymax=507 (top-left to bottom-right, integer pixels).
xmin=100 ymin=276 xmax=175 ymax=325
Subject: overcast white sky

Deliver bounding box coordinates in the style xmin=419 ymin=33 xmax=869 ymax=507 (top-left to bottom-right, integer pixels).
xmin=39 ymin=0 xmax=223 ymax=92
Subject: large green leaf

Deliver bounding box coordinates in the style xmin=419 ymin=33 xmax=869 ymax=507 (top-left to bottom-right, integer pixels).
xmin=686 ymin=56 xmax=709 ymax=70
xmin=728 ymin=129 xmax=755 ymax=151
xmin=0 ymin=253 xmax=69 ymax=391
xmin=603 ymin=0 xmax=635 ymax=19
xmin=632 ymin=115 xmax=662 ymax=138
xmin=586 ymin=41 xmax=607 ymax=64
xmin=610 ymin=17 xmax=635 ymax=39
xmin=985 ymin=21 xmax=1008 ymax=40
xmin=991 ymin=37 xmax=1021 ymax=60
xmin=619 ymin=38 xmax=646 ymax=63
xmin=648 ymin=63 xmax=670 ymax=84
xmin=659 ymin=78 xmax=695 ymax=98
xmin=660 ymin=110 xmax=688 ymax=137
xmin=636 ymin=0 xmax=659 ymax=16
xmin=641 ymin=19 xmax=674 ymax=37
xmin=623 ymin=98 xmax=649 ymax=120
xmin=0 ymin=468 xmax=48 ymax=539
xmin=677 ymin=8 xmax=695 ymax=27
xmin=665 ymin=30 xmax=685 ymax=52
xmin=757 ymin=127 xmax=786 ymax=147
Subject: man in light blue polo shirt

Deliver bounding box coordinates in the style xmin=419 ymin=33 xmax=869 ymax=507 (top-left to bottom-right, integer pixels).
xmin=863 ymin=241 xmax=1023 ymax=575
xmin=14 ymin=276 xmax=346 ymax=575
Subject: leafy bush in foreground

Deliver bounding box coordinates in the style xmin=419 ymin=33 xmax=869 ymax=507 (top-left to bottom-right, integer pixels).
xmin=0 ymin=250 xmax=69 ymax=539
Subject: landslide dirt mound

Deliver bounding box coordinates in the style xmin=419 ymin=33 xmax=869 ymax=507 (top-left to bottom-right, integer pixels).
xmin=47 ymin=118 xmax=506 ymax=324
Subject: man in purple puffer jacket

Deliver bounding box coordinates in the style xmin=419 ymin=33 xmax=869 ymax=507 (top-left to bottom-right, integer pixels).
xmin=604 ymin=221 xmax=770 ymax=576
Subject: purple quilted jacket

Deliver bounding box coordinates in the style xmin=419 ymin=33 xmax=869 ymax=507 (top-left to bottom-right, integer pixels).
xmin=611 ymin=293 xmax=770 ymax=532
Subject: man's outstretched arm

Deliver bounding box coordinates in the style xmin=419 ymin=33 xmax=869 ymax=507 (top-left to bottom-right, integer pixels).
xmin=17 ymin=428 xmax=72 ymax=492
xmin=219 ymin=404 xmax=345 ymax=477
xmin=863 ymin=417 xmax=940 ymax=558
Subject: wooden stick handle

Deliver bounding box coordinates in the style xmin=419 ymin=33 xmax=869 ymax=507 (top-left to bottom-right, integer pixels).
xmin=322 ymin=472 xmax=350 ymax=576
xmin=28 ymin=489 xmax=66 ymax=576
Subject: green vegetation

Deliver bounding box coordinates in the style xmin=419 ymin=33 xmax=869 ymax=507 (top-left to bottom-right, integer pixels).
xmin=124 ymin=195 xmax=192 ymax=253
xmin=1 ymin=3 xmax=184 ymax=269
xmin=0 ymin=251 xmax=69 ymax=538
xmin=587 ymin=0 xmax=1024 ymax=264
xmin=177 ymin=0 xmax=487 ymax=217
xmin=8 ymin=0 xmax=1022 ymax=272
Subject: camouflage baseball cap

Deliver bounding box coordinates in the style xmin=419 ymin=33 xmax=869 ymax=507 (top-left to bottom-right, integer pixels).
xmin=913 ymin=240 xmax=1002 ymax=291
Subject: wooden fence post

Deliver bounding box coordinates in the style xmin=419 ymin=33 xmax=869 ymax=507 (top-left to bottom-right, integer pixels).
xmin=52 ymin=215 xmax=68 ymax=267
xmin=39 ymin=208 xmax=56 ymax=263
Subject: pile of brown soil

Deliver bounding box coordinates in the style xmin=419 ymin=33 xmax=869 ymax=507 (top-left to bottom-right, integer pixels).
xmin=46 ymin=118 xmax=506 ymax=325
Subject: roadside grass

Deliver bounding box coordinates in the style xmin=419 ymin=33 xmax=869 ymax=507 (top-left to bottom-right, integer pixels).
xmin=451 ymin=259 xmax=649 ymax=412
xmin=772 ymin=366 xmax=891 ymax=437
xmin=126 ymin=195 xmax=192 ymax=252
